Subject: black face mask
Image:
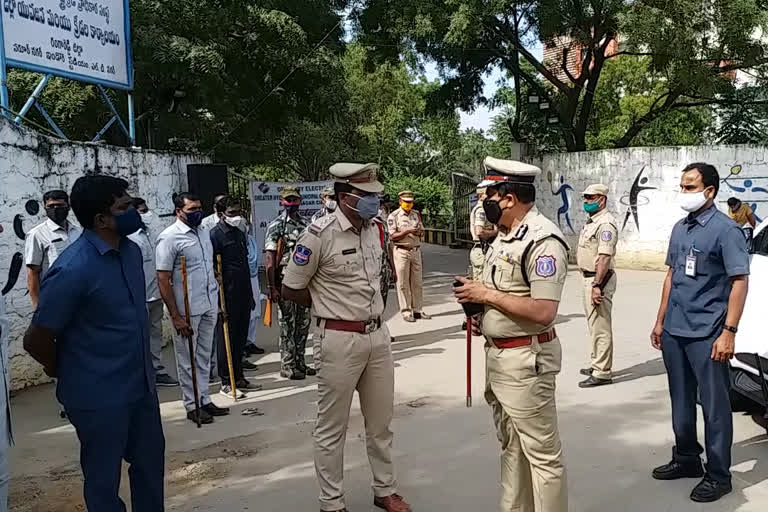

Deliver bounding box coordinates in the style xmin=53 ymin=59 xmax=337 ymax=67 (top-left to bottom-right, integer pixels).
xmin=46 ymin=206 xmax=69 ymax=225
xmin=483 ymin=199 xmax=503 ymax=225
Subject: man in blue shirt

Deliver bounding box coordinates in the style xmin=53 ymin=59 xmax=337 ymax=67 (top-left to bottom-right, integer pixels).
xmin=23 ymin=175 xmax=165 ymax=512
xmin=651 ymin=163 xmax=749 ymax=503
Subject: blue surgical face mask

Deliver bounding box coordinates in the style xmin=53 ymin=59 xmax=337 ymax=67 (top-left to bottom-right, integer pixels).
xmin=114 ymin=207 xmax=143 ymax=237
xmin=348 ymin=193 xmax=381 ymax=220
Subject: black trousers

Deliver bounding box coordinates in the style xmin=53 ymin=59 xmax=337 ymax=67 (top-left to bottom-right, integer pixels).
xmin=662 ymin=331 xmax=733 ymax=483
xmin=217 ymin=301 xmax=250 ymax=386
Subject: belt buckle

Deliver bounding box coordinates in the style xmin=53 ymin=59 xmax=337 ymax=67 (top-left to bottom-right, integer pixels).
xmin=364 ymin=320 xmax=377 ymax=334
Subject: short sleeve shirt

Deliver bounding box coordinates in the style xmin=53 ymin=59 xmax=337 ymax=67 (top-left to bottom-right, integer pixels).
xmin=265 ymin=212 xmax=310 ymax=268
xmin=127 ymin=226 xmax=160 ymax=302
xmin=282 ymin=210 xmax=384 ymax=321
xmin=481 ymin=207 xmax=569 ymax=338
xmin=24 ymin=219 xmax=82 ymax=276
xmin=387 ymin=208 xmax=424 ymax=248
xmin=664 ymin=205 xmax=750 ymax=339
xmin=470 ymin=203 xmax=491 ymax=242
xmin=155 ymin=219 xmax=219 ymax=317
xmin=32 ymin=230 xmax=154 ymax=410
xmin=577 ymin=209 xmax=618 ymax=271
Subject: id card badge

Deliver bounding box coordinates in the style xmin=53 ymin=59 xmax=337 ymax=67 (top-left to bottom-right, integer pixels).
xmin=685 ymin=255 xmax=697 ymax=277
xmin=685 ymin=246 xmax=697 ymax=277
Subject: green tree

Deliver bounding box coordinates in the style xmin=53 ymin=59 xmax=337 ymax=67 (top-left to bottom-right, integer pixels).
xmin=355 ymin=0 xmax=768 ymax=151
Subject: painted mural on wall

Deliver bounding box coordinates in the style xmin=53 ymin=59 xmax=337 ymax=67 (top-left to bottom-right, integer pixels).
xmin=546 ymin=171 xmax=575 ymax=234
xmin=532 ymin=145 xmax=768 ymax=270
xmin=720 ymin=165 xmax=767 ymax=223
xmin=620 ymin=167 xmax=656 ymax=232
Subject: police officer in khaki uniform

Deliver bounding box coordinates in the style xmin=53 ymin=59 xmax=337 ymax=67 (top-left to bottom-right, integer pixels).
xmin=388 ymin=191 xmax=430 ymax=323
xmin=454 ymin=157 xmax=569 ymax=512
xmin=282 ymin=163 xmax=411 ymax=512
xmin=469 ymin=180 xmax=498 ymax=280
xmin=577 ymin=184 xmax=618 ymax=388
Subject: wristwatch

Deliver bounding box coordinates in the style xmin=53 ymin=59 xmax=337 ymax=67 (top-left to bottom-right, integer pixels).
xmin=723 ymin=325 xmax=738 ymax=334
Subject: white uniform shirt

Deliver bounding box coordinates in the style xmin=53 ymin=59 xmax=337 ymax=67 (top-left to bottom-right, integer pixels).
xmin=128 ymin=225 xmax=161 ymax=302
xmin=24 ymin=219 xmax=82 ymax=276
xmin=200 ymin=213 xmax=219 ymax=232
xmin=155 ymin=219 xmax=219 ymax=317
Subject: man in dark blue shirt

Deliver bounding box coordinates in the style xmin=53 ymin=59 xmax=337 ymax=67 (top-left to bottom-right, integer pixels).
xmin=651 ymin=163 xmax=749 ymax=503
xmin=23 ymin=175 xmax=165 ymax=511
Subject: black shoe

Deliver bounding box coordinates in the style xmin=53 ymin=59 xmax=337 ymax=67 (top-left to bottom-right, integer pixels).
xmin=242 ymin=360 xmax=259 ymax=371
xmin=579 ymin=368 xmax=593 ymax=377
xmin=690 ymin=476 xmax=732 ymax=502
xmin=245 ymin=344 xmax=266 ymax=356
xmin=652 ymin=456 xmax=704 ymax=481
xmin=236 ymin=378 xmax=263 ymax=391
xmin=209 ymin=374 xmax=220 ymax=384
xmin=156 ymin=374 xmax=180 ymax=387
xmin=202 ymin=402 xmax=230 ymax=416
xmin=187 ymin=409 xmax=214 ymax=425
xmin=280 ymin=368 xmax=306 ymax=380
xmin=579 ymin=375 xmax=613 ymax=388
xmin=301 ymin=366 xmax=317 ymax=377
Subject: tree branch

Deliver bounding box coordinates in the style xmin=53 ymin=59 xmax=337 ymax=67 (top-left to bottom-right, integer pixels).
xmin=613 ymin=89 xmax=682 ymax=148
xmin=562 ymin=47 xmax=579 ymax=84
xmin=489 ymin=18 xmax=571 ymax=93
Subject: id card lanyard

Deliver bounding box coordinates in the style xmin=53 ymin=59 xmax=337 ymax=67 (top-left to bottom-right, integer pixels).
xmin=685 ymin=242 xmax=698 ymax=278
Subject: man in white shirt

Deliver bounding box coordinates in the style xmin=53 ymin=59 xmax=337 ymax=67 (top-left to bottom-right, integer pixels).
xmin=156 ymin=193 xmax=228 ymax=425
xmin=25 ymin=190 xmax=82 ymax=307
xmin=128 ymin=198 xmax=179 ymax=388
xmin=201 ymin=193 xmax=226 ymax=232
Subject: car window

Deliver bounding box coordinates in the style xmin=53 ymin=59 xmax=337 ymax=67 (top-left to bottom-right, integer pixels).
xmin=752 ymin=228 xmax=768 ymax=256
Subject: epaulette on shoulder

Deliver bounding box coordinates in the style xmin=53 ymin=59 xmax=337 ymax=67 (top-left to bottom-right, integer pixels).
xmin=307 ymin=214 xmax=335 ymax=236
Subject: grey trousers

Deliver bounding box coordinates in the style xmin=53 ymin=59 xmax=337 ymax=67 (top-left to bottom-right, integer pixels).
xmin=172 ymin=308 xmax=216 ymax=412
xmin=147 ymin=300 xmax=167 ymax=376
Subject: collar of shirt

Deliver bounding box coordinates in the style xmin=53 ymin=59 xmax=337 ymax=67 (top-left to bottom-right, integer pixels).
xmin=82 ymin=229 xmax=120 ymax=255
xmin=684 ymin=203 xmax=717 ymax=227
xmin=498 ymin=206 xmax=539 ymax=241
xmin=174 ymin=218 xmax=194 ymax=234
xmin=587 ymin=208 xmax=610 ymax=224
xmin=334 ymin=208 xmax=368 ymax=233
xmin=46 ymin=218 xmax=70 ymax=233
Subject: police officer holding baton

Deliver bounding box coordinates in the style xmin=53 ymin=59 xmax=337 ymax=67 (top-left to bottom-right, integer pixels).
xmin=454 ymin=157 xmax=569 ymax=512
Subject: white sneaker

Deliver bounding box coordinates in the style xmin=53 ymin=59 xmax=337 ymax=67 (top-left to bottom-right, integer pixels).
xmin=220 ymin=385 xmax=246 ymax=399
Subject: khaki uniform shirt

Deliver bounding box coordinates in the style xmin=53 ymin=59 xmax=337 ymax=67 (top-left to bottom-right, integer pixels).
xmin=470 ymin=203 xmax=492 ymax=242
xmin=387 ymin=208 xmax=423 ymax=248
xmin=577 ymin=209 xmax=619 ymax=272
xmin=481 ymin=207 xmax=569 ymax=338
xmin=282 ymin=209 xmax=384 ymax=322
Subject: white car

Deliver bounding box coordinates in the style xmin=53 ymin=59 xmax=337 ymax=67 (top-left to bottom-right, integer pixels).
xmin=731 ymin=219 xmax=768 ymax=432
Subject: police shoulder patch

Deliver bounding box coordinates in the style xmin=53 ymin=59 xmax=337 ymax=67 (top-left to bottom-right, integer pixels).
xmin=601 ymin=231 xmax=612 ymax=242
xmin=535 ymin=255 xmax=557 ymax=278
xmin=293 ymin=244 xmax=312 ymax=266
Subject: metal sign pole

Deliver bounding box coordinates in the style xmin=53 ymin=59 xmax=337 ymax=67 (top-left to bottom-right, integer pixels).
xmin=128 ymin=92 xmax=136 ymax=146
xmin=0 ymin=13 xmax=9 ymax=118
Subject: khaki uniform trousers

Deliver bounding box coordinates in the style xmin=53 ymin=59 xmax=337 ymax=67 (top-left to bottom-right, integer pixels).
xmin=485 ymin=338 xmax=567 ymax=512
xmin=581 ymin=274 xmax=616 ymax=380
xmin=393 ymin=246 xmax=423 ymax=313
xmin=312 ymin=322 xmax=397 ymax=511
xmin=470 ymin=246 xmax=485 ymax=280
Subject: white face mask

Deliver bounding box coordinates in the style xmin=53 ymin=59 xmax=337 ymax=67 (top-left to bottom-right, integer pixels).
xmin=139 ymin=211 xmax=154 ymax=224
xmin=325 ymin=199 xmax=337 ymax=211
xmin=224 ymin=215 xmax=246 ymax=231
xmin=679 ymin=191 xmax=709 ymax=213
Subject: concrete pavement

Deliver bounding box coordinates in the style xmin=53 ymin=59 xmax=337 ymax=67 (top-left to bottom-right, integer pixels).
xmin=8 ymin=243 xmax=768 ymax=511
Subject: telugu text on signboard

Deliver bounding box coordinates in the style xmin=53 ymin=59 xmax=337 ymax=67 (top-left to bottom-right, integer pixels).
xmin=1 ymin=0 xmax=132 ymax=89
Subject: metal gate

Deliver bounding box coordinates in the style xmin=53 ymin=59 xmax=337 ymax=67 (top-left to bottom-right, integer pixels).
xmin=452 ymin=172 xmax=479 ymax=244
xmin=229 ymin=171 xmax=252 ymax=217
